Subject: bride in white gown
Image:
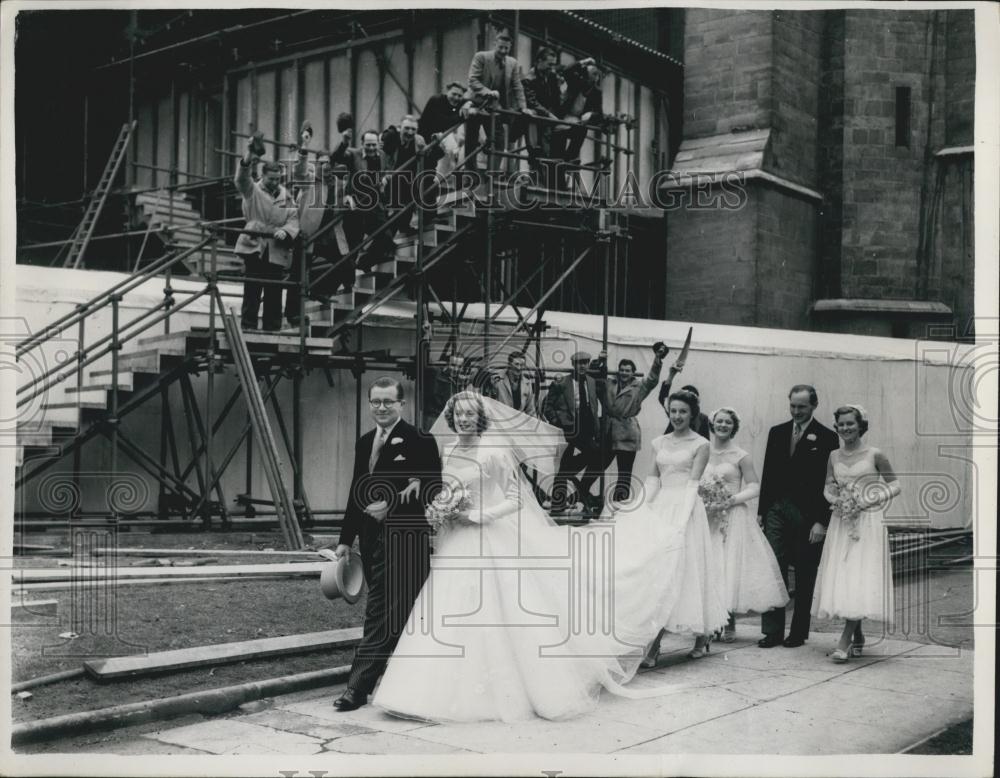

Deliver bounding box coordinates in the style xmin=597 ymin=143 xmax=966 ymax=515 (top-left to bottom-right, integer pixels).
xmin=373 ymin=392 xmax=690 ymax=723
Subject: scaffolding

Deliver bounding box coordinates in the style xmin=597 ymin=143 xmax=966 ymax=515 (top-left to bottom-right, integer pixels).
xmin=15 ymin=95 xmax=638 ymax=536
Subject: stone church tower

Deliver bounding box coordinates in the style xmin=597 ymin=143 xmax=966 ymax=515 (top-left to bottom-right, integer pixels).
xmin=661 ymin=9 xmax=975 ymax=339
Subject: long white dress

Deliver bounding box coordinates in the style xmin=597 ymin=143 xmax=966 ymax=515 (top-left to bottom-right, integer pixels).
xmin=811 ymin=448 xmax=894 ymax=623
xmin=704 ymin=446 xmax=788 ymax=614
xmin=372 ymin=442 xmax=689 ymax=723
xmin=625 ymin=434 xmax=729 ymax=636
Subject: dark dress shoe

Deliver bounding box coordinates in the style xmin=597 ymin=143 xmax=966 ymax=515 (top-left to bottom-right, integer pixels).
xmin=783 ymin=636 xmax=807 ymax=648
xmin=333 ymin=688 xmax=368 ymax=711
xmin=758 ymin=635 xmax=783 ymax=648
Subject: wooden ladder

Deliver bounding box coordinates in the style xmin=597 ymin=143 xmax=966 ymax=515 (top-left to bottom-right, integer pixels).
xmin=222 ymin=309 xmax=306 ymax=549
xmin=64 ymin=120 xmax=138 ymax=269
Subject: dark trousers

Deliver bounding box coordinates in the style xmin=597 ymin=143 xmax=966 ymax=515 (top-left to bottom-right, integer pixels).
xmin=553 ymin=123 xmax=589 ymax=162
xmin=285 ymin=239 xmax=351 ymax=324
xmin=344 ymin=205 xmax=396 ymax=271
xmin=388 ymin=171 xmax=441 ymax=228
xmin=347 ymin=521 xmax=431 ymax=695
xmin=551 ymin=437 xmax=603 ymax=509
xmin=239 ymin=251 xmax=283 ymax=331
xmin=465 ymin=110 xmax=529 ymax=169
xmin=283 ymin=244 xmax=308 ymax=326
xmin=605 ymin=449 xmax=637 ymax=503
xmin=761 ymin=499 xmax=825 ymax=640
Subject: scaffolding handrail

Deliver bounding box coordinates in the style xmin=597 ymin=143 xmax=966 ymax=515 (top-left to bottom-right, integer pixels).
xmin=16 ymin=235 xmax=216 ymax=358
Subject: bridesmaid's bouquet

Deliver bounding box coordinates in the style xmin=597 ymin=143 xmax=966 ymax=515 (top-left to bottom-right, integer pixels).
xmin=426 ymin=485 xmax=474 ymax=539
xmin=699 ymin=474 xmax=733 ymax=538
xmin=830 ymin=481 xmax=864 ymax=548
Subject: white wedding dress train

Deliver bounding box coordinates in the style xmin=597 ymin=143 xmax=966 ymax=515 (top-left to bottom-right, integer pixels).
xmin=373 ymin=438 xmax=690 ymax=723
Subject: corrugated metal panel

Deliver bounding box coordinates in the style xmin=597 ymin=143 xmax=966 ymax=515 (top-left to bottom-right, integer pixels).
xmin=383 ymin=41 xmax=410 ymax=124
xmin=303 ymin=59 xmax=326 ymax=149
xmin=256 ymin=70 xmax=277 ymax=159
xmin=327 ymin=54 xmax=351 ymax=148
xmin=355 ymin=48 xmax=381 ymax=133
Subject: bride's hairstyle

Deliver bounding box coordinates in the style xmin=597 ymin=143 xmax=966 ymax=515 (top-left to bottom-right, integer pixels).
xmin=666 ymin=389 xmax=700 ymax=420
xmin=833 ymin=405 xmax=869 ymax=436
xmin=709 ymin=407 xmax=740 ymax=436
xmin=444 ymin=391 xmax=490 ymax=434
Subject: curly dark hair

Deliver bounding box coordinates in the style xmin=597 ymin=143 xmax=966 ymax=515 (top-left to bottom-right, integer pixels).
xmin=444 ymin=391 xmax=489 ymax=434
xmin=666 ymin=389 xmax=700 ymax=422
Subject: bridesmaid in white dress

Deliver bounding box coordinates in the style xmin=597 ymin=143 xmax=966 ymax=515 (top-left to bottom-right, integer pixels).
xmin=632 ymin=390 xmax=729 ymax=665
xmin=703 ymin=408 xmax=788 ymax=643
xmin=811 ymin=404 xmax=901 ymax=662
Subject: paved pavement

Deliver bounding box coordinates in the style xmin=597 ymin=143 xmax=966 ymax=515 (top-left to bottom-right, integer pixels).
xmin=122 ymin=622 xmax=973 ymax=756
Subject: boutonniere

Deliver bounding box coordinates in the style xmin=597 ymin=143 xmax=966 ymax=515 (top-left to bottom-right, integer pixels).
xmin=390 ymin=437 xmax=404 ymax=445
xmin=806 ymin=433 xmax=817 ymax=441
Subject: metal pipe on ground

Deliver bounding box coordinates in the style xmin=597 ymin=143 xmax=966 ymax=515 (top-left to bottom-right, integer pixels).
xmin=10 ymin=665 xmax=352 ymax=745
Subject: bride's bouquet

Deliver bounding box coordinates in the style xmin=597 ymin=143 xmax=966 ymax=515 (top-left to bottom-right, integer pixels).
xmin=698 ymin=474 xmax=732 ymax=538
xmin=426 ymin=484 xmax=474 ymax=540
xmin=829 ymin=481 xmax=864 ymax=555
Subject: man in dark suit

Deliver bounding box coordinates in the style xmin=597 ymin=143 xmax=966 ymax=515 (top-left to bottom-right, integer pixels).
xmin=329 ymin=127 xmax=396 ymax=272
xmin=542 ymin=350 xmax=606 ymax=513
xmin=418 ymin=82 xmax=467 ymax=141
xmin=465 ymin=25 xmax=534 ymax=169
xmin=553 ymin=57 xmax=606 ymax=165
xmin=332 ymin=377 xmax=442 ymax=711
xmin=757 ymin=384 xmax=840 ymax=648
xmin=521 ymin=46 xmax=561 ymax=185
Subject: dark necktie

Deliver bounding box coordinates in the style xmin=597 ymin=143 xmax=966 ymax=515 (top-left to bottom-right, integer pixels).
xmin=512 ymin=381 xmax=521 ymax=410
xmin=578 ymin=377 xmax=593 ymax=434
xmin=495 ymin=58 xmax=506 ymax=106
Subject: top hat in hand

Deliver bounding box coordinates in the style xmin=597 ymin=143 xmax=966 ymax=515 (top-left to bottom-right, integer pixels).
xmin=249 ymin=130 xmax=266 ymax=158
xmin=336 ymin=112 xmax=355 ymax=133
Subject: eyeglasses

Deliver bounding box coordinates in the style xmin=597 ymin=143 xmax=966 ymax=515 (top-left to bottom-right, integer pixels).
xmin=369 ymin=399 xmax=401 ymax=408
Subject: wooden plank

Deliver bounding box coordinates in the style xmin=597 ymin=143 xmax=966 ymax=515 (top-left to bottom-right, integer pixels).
xmin=13 ymin=561 xmax=326 ymax=583
xmin=14 ymin=574 xmax=314 ymax=592
xmin=89 ymin=547 xmax=321 ymax=558
xmin=13 ymin=543 xmax=56 ymax=554
xmin=84 ymin=627 xmax=363 ymax=679
xmin=11 ymin=598 xmax=58 ymax=618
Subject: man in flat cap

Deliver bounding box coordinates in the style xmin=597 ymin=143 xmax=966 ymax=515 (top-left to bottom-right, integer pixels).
xmin=542 ymin=349 xmax=606 ymax=514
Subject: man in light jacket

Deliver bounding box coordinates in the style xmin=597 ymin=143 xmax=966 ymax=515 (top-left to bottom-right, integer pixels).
xmin=465 ymin=25 xmax=533 ymax=169
xmin=599 ymin=344 xmax=666 ymax=503
xmin=234 ymin=139 xmax=300 ymax=332
xmin=494 ymin=352 xmax=539 ymax=417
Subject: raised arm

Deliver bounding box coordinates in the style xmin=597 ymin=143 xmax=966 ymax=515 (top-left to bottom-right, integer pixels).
xmin=234 ymin=154 xmax=255 ymax=199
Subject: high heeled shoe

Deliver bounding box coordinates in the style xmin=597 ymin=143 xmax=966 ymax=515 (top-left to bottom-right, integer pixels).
xmin=688 ymin=636 xmax=712 ymax=659
xmin=830 ymin=647 xmax=850 ymax=663
xmin=721 ymin=625 xmax=736 ymax=643
xmin=640 ymin=648 xmax=660 ymax=669
xmin=849 ymin=640 xmax=864 ymax=658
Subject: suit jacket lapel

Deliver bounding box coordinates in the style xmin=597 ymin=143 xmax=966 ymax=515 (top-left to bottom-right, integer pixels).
xmin=373 ymin=420 xmax=407 ymax=472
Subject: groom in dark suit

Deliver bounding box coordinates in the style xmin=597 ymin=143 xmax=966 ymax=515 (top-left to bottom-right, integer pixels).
xmin=757 ymin=384 xmax=840 ymax=648
xmin=332 ymin=377 xmax=441 ymax=710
